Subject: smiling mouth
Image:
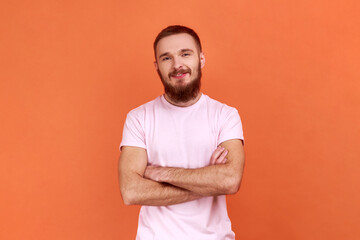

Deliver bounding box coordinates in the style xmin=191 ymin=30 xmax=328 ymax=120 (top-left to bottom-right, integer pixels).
xmin=171 ymin=72 xmax=188 ymax=79
xmin=169 ymin=69 xmax=190 ymax=80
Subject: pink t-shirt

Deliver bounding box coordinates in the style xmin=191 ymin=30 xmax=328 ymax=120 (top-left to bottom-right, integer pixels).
xmin=120 ymin=94 xmax=244 ymax=240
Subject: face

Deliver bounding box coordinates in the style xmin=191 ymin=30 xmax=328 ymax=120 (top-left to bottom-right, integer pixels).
xmin=155 ymin=33 xmax=205 ymax=103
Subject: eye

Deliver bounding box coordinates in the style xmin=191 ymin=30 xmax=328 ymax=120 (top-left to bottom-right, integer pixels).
xmin=182 ymin=52 xmax=191 ymax=57
xmin=161 ymin=57 xmax=170 ymax=61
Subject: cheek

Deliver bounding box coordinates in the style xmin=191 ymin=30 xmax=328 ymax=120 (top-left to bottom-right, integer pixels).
xmin=159 ymin=68 xmax=167 ymax=75
xmin=190 ymin=61 xmax=201 ymax=73
xmin=158 ymin=67 xmax=169 ymax=79
xmin=157 ymin=63 xmax=167 ymax=73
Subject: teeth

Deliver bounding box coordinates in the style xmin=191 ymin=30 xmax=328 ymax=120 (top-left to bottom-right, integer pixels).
xmin=171 ymin=72 xmax=187 ymax=77
xmin=175 ymin=73 xmax=185 ymax=76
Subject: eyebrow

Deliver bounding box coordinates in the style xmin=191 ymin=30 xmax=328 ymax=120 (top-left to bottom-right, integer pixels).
xmin=158 ymin=48 xmax=195 ymax=59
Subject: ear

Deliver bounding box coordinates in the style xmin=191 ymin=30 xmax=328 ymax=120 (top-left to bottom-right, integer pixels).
xmin=154 ymin=61 xmax=158 ymax=70
xmin=200 ymin=52 xmax=205 ymax=68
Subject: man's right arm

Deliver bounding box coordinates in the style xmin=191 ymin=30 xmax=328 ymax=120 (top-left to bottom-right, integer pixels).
xmin=119 ymin=146 xmax=201 ymax=206
xmin=118 ymin=145 xmax=228 ymax=206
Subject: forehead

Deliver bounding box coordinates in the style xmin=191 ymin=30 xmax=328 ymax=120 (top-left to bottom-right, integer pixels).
xmin=156 ymin=33 xmax=198 ymax=56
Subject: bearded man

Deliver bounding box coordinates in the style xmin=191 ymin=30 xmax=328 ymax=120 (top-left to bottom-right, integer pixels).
xmin=118 ymin=25 xmax=245 ymax=240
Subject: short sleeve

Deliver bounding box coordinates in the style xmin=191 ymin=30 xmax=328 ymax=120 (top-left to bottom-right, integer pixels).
xmin=119 ymin=110 xmax=146 ymax=151
xmin=218 ymin=107 xmax=244 ymax=145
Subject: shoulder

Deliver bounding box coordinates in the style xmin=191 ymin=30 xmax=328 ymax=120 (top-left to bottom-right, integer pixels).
xmin=126 ymin=96 xmax=161 ymax=119
xmin=203 ymin=94 xmax=239 ymax=116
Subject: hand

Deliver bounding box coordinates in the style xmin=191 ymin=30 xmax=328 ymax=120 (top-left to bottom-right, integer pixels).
xmin=144 ymin=165 xmax=168 ymax=182
xmin=209 ymin=145 xmax=228 ymax=165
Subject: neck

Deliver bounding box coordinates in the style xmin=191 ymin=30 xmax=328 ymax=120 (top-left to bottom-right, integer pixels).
xmin=163 ymin=92 xmax=202 ymax=107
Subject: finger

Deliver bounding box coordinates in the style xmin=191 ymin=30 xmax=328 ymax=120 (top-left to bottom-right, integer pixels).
xmin=210 ymin=146 xmax=225 ymax=164
xmin=215 ymin=149 xmax=228 ymax=164
xmin=221 ymin=157 xmax=228 ymax=164
xmin=213 ymin=147 xmax=226 ymax=164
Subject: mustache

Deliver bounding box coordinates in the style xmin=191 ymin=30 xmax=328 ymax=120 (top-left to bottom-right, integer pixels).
xmin=168 ymin=68 xmax=191 ymax=77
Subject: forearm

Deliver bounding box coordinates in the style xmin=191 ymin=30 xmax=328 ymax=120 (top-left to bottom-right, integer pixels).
xmin=120 ymin=173 xmax=201 ymax=206
xmin=119 ymin=146 xmax=202 ymax=206
xmin=144 ymin=140 xmax=245 ymax=196
xmin=147 ymin=164 xmax=242 ymax=196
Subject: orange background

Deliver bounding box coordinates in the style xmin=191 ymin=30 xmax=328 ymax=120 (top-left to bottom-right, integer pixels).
xmin=1 ymin=0 xmax=359 ymax=239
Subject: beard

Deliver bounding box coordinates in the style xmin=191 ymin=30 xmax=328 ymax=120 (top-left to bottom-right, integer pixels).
xmin=158 ymin=64 xmax=202 ymax=103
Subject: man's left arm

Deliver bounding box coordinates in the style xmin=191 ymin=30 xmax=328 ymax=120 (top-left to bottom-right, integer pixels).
xmin=144 ymin=139 xmax=245 ymax=196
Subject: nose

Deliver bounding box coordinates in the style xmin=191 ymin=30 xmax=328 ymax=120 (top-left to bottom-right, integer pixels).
xmin=172 ymin=56 xmax=183 ymax=70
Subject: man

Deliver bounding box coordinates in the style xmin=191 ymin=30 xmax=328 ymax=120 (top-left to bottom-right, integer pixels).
xmin=118 ymin=25 xmax=245 ymax=239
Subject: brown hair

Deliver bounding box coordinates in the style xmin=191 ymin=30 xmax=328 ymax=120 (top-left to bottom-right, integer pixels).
xmin=153 ymin=25 xmax=202 ymax=58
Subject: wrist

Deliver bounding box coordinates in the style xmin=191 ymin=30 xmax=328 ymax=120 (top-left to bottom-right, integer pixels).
xmin=158 ymin=167 xmax=173 ymax=182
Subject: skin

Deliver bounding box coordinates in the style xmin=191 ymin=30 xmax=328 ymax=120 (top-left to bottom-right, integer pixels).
xmin=154 ymin=33 xmax=205 ymax=107
xmin=119 ymin=145 xmax=233 ymax=206
xmin=118 ymin=33 xmax=245 ymax=206
xmin=144 ymin=140 xmax=244 ymax=196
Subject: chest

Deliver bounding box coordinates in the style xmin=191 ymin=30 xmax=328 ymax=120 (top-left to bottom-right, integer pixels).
xmin=145 ymin=109 xmax=219 ymax=168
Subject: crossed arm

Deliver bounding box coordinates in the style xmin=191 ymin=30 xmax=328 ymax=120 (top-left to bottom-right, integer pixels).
xmin=118 ymin=139 xmax=245 ymax=206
